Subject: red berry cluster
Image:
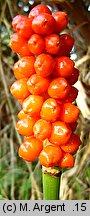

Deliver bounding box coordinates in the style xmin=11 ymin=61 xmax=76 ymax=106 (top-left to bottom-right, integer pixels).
xmin=10 ymin=4 xmax=81 ymax=169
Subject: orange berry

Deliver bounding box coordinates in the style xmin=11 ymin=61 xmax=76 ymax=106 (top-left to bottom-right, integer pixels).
xmin=48 ymin=77 xmax=70 ymax=99
xmin=53 ymin=11 xmax=68 ymax=33
xmin=53 ymin=56 xmax=75 ymax=78
xmin=16 ymin=116 xmax=36 ymax=136
xmin=49 ymin=121 xmax=71 ymax=146
xmin=24 ymin=136 xmax=34 ymax=141
xmin=40 ymin=98 xmax=61 ymax=122
xmin=57 ymin=86 xmax=78 ymax=104
xmin=23 ymin=95 xmax=44 ymax=118
xmin=33 ymin=119 xmax=52 ymax=141
xmin=27 ymin=74 xmax=50 ymax=95
xmin=13 ymin=56 xmax=35 ymax=79
xmin=61 ymin=134 xmax=81 ymax=153
xmin=34 ymin=53 xmax=55 ymax=77
xmin=12 ymin=15 xmax=25 ymax=31
xmin=29 ymin=4 xmax=51 ymax=19
xmin=10 ymin=33 xmax=32 ymax=56
xmin=45 ymin=34 xmax=60 ymax=54
xmin=28 ymin=34 xmax=45 ymax=55
xmin=10 ymin=78 xmax=30 ymax=100
xmin=40 ymin=145 xmax=63 ymax=167
xmin=32 ymin=13 xmax=56 ymax=35
xmin=60 ymin=103 xmax=80 ymax=123
xmin=18 ymin=137 xmax=43 ymax=162
xmin=18 ymin=109 xmax=30 ymax=120
xmin=59 ymin=153 xmax=74 ymax=168
xmin=12 ymin=15 xmax=33 ymax=39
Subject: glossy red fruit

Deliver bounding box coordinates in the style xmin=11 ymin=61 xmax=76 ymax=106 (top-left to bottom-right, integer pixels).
xmin=18 ymin=109 xmax=30 ymax=120
xmin=12 ymin=15 xmax=25 ymax=31
xmin=34 ymin=53 xmax=55 ymax=77
xmin=40 ymin=98 xmax=61 ymax=122
xmin=70 ymin=121 xmax=78 ymax=132
xmin=61 ymin=86 xmax=78 ymax=103
xmin=53 ymin=56 xmax=75 ymax=78
xmin=53 ymin=11 xmax=68 ymax=33
xmin=61 ymin=134 xmax=81 ymax=153
xmin=60 ymin=103 xmax=80 ymax=123
xmin=18 ymin=137 xmax=43 ymax=162
xmin=57 ymin=34 xmax=74 ymax=56
xmin=49 ymin=121 xmax=71 ymax=146
xmin=10 ymin=78 xmax=30 ymax=100
xmin=33 ymin=119 xmax=52 ymax=141
xmin=67 ymin=68 xmax=79 ymax=85
xmin=13 ymin=56 xmax=35 ymax=79
xmin=32 ymin=13 xmax=56 ymax=35
xmin=28 ymin=34 xmax=45 ymax=55
xmin=29 ymin=4 xmax=51 ymax=19
xmin=59 ymin=153 xmax=74 ymax=168
xmin=16 ymin=116 xmax=36 ymax=136
xmin=12 ymin=15 xmax=33 ymax=39
xmin=40 ymin=145 xmax=63 ymax=167
xmin=48 ymin=77 xmax=70 ymax=99
xmin=23 ymin=95 xmax=44 ymax=118
xmin=10 ymin=33 xmax=32 ymax=56
xmin=45 ymin=34 xmax=60 ymax=54
xmin=27 ymin=74 xmax=50 ymax=95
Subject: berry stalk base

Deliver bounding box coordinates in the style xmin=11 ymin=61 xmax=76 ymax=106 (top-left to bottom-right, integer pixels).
xmin=42 ymin=166 xmax=61 ymax=200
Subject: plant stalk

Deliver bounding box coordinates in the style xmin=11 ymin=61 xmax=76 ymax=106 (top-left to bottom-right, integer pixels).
xmin=42 ymin=166 xmax=61 ymax=200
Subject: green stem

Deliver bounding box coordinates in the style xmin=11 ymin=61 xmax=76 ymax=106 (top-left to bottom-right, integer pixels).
xmin=42 ymin=166 xmax=61 ymax=200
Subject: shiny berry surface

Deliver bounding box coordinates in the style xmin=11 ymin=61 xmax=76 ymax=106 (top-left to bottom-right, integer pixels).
xmin=18 ymin=137 xmax=43 ymax=162
xmin=40 ymin=145 xmax=63 ymax=167
xmin=49 ymin=121 xmax=71 ymax=146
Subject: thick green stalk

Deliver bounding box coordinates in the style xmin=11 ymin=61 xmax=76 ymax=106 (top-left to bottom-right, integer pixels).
xmin=42 ymin=166 xmax=61 ymax=200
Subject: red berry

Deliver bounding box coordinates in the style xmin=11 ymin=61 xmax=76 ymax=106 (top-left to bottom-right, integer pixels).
xmin=59 ymin=153 xmax=74 ymax=168
xmin=12 ymin=15 xmax=33 ymax=39
xmin=60 ymin=103 xmax=80 ymax=123
xmin=67 ymin=68 xmax=79 ymax=85
xmin=29 ymin=4 xmax=51 ymax=19
xmin=34 ymin=53 xmax=55 ymax=77
xmin=13 ymin=56 xmax=35 ymax=79
xmin=53 ymin=56 xmax=75 ymax=78
xmin=70 ymin=121 xmax=78 ymax=132
xmin=53 ymin=11 xmax=68 ymax=33
xmin=45 ymin=34 xmax=60 ymax=54
xmin=40 ymin=145 xmax=63 ymax=167
xmin=27 ymin=74 xmax=50 ymax=95
xmin=57 ymin=34 xmax=74 ymax=56
xmin=32 ymin=13 xmax=56 ymax=35
xmin=28 ymin=34 xmax=45 ymax=55
xmin=49 ymin=121 xmax=71 ymax=146
xmin=48 ymin=77 xmax=70 ymax=99
xmin=10 ymin=33 xmax=32 ymax=56
xmin=61 ymin=134 xmax=81 ymax=153
xmin=61 ymin=86 xmax=78 ymax=103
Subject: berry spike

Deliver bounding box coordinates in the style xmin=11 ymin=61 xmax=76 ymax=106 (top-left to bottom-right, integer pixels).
xmin=10 ymin=4 xmax=81 ymax=200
